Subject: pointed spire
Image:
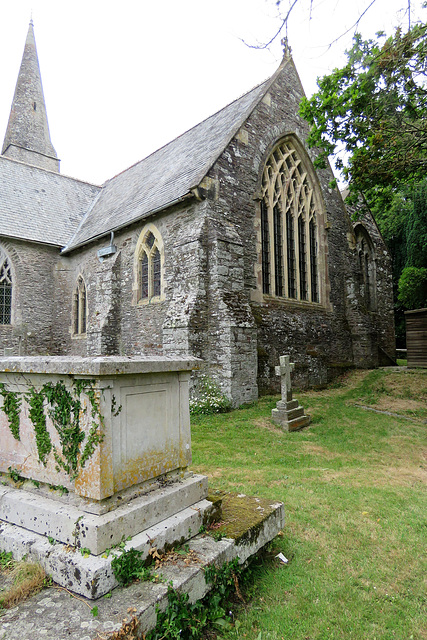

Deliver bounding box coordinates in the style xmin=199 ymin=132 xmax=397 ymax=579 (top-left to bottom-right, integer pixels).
xmin=2 ymin=21 xmax=60 ymax=172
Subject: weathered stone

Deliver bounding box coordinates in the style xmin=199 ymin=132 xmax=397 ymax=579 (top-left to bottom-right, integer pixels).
xmin=271 ymin=355 xmax=310 ymax=431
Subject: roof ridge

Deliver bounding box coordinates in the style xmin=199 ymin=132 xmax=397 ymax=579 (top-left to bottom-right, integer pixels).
xmin=0 ymin=154 xmax=101 ymax=188
xmin=103 ymin=74 xmax=275 ymax=185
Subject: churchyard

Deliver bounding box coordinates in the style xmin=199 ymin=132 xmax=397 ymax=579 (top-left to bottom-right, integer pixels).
xmin=190 ymin=367 xmax=427 ymax=639
xmin=0 ymin=366 xmax=426 ymax=639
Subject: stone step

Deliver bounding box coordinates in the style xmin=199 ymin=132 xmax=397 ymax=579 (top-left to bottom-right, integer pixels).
xmin=0 ymin=473 xmax=208 ymax=555
xmin=0 ymin=492 xmax=284 ymax=602
xmin=288 ymin=415 xmax=311 ymax=432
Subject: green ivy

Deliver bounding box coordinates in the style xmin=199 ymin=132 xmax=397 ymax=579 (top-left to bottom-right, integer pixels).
xmin=26 ymin=388 xmax=52 ymax=465
xmin=0 ymin=378 xmax=104 ymax=481
xmin=0 ymin=382 xmax=22 ymax=440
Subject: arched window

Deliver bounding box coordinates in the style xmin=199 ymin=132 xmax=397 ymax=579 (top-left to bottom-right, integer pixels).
xmin=355 ymin=225 xmax=376 ymax=311
xmin=259 ymin=140 xmax=322 ymax=303
xmin=73 ymin=276 xmax=87 ymax=335
xmin=134 ymin=225 xmax=164 ymax=304
xmin=0 ymin=251 xmax=12 ymax=325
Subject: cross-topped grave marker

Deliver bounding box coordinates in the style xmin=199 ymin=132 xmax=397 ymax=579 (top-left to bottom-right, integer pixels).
xmin=271 ymin=354 xmax=310 ymax=431
xmin=275 ymin=355 xmax=294 ymax=403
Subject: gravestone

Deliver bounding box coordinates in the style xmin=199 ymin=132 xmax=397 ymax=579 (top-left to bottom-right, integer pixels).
xmin=0 ymin=356 xmax=285 ymax=602
xmin=271 ymin=355 xmax=310 ymax=431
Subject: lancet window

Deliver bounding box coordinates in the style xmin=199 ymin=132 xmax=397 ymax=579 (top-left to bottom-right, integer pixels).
xmin=134 ymin=225 xmax=164 ymax=304
xmin=260 ymin=140 xmax=320 ymax=302
xmin=73 ymin=276 xmax=87 ymax=335
xmin=355 ymin=225 xmax=376 ymax=311
xmin=0 ymin=252 xmax=12 ymax=325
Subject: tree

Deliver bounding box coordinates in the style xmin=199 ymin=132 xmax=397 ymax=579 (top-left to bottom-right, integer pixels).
xmin=254 ymin=1 xmax=415 ymax=51
xmin=398 ymin=267 xmax=427 ymax=308
xmin=371 ymin=180 xmax=427 ymax=324
xmin=299 ymin=22 xmax=427 ymax=195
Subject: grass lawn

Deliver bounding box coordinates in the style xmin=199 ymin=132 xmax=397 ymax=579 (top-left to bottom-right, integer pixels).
xmin=190 ymin=369 xmax=427 ymax=640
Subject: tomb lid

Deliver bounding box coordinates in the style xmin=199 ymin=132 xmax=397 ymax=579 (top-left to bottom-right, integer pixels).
xmin=0 ymin=355 xmax=201 ymax=376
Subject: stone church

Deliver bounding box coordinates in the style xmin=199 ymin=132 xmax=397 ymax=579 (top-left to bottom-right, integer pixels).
xmin=0 ymin=22 xmax=395 ymax=406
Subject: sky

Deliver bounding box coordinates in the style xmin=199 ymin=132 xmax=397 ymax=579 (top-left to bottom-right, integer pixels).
xmin=0 ymin=0 xmax=424 ymax=185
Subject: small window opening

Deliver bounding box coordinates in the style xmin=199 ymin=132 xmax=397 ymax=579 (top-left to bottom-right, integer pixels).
xmin=0 ymin=257 xmax=12 ymax=325
xmin=73 ymin=277 xmax=87 ymax=335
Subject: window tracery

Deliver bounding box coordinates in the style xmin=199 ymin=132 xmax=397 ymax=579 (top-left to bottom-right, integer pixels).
xmin=259 ymin=140 xmax=321 ymax=303
xmin=355 ymin=225 xmax=376 ymax=311
xmin=134 ymin=225 xmax=164 ymax=304
xmin=0 ymin=252 xmax=12 ymax=325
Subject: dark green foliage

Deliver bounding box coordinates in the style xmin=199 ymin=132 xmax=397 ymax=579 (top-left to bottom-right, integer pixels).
xmin=111 ymin=548 xmax=148 ymax=586
xmin=0 ymin=383 xmax=21 ymax=440
xmin=406 ymin=179 xmax=427 ymax=270
xmin=147 ymin=559 xmax=242 ymax=640
xmin=398 ymin=267 xmax=427 ymax=309
xmin=300 ymin=23 xmax=427 ymax=195
xmin=369 ymin=179 xmax=427 ymax=319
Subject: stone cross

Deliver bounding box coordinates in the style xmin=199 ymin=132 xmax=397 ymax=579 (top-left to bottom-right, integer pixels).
xmin=275 ymin=355 xmax=294 ymax=403
xmin=272 ymin=354 xmax=310 ymax=431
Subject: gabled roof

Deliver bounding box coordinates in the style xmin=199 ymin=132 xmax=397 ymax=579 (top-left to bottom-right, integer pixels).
xmin=0 ymin=156 xmax=101 ymax=246
xmin=63 ymin=66 xmax=282 ymax=252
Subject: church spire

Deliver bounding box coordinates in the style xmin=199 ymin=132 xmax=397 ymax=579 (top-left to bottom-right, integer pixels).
xmin=2 ymin=20 xmax=60 ymax=172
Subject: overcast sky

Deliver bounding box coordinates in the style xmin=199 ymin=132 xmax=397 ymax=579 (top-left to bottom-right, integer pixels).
xmin=0 ymin=0 xmax=424 ymax=185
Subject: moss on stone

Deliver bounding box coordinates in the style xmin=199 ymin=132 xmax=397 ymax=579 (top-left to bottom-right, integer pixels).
xmin=207 ymin=492 xmax=280 ymax=546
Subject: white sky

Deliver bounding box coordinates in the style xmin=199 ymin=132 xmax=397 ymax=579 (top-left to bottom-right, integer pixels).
xmin=0 ymin=0 xmax=424 ymax=185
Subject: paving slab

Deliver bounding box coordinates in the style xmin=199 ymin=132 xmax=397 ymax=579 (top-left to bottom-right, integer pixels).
xmin=0 ymin=495 xmax=284 ymax=640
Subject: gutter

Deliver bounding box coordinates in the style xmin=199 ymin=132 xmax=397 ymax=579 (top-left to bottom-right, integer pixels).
xmin=60 ymin=191 xmax=195 ymax=255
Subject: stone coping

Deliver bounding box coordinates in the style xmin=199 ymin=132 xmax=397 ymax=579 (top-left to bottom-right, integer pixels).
xmin=0 ymin=355 xmax=202 ymax=376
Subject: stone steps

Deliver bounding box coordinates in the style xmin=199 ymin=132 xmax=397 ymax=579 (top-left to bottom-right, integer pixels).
xmin=0 ymin=494 xmax=284 ymax=639
xmin=0 ymin=474 xmax=209 ymax=556
xmin=0 ymin=486 xmax=284 ymax=600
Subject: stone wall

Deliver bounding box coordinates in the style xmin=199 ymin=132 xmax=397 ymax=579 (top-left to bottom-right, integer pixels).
xmin=0 ymin=55 xmax=395 ymax=404
xmin=197 ymin=57 xmax=364 ymax=393
xmin=0 ymin=238 xmax=58 ymax=356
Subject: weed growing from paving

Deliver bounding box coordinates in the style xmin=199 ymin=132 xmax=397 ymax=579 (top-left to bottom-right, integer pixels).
xmin=0 ymin=557 xmax=46 ymax=610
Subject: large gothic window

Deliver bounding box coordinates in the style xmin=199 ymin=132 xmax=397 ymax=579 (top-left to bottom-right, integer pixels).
xmin=0 ymin=252 xmax=12 ymax=325
xmin=134 ymin=225 xmax=164 ymax=304
xmin=73 ymin=276 xmax=87 ymax=335
xmin=355 ymin=225 xmax=376 ymax=311
xmin=259 ymin=140 xmax=321 ymax=303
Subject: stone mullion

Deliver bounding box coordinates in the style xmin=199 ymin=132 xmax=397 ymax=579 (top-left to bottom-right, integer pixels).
xmin=281 ymin=180 xmax=289 ymax=298
xmin=305 ymin=212 xmax=312 ymax=302
xmin=290 ymin=179 xmax=301 ymax=301
xmin=268 ymin=182 xmax=276 ymax=296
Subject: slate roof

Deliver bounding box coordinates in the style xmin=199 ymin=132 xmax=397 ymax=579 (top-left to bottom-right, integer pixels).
xmin=64 ymin=75 xmax=274 ymax=252
xmin=0 ymin=156 xmax=101 ymax=246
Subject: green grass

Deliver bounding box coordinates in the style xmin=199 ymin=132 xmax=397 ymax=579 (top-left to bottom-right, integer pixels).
xmin=190 ymin=369 xmax=427 ymax=640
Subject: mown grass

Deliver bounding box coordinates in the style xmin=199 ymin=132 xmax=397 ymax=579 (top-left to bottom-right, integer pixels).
xmin=190 ymin=369 xmax=427 ymax=640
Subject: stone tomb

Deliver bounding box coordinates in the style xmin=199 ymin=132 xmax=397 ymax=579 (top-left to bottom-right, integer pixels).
xmin=271 ymin=355 xmax=310 ymax=431
xmin=0 ymin=356 xmax=215 ymax=595
xmin=0 ymin=356 xmax=285 ymax=600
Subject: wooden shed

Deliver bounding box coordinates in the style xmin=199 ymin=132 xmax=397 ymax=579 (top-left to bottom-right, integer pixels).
xmin=405 ymin=308 xmax=427 ymax=368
